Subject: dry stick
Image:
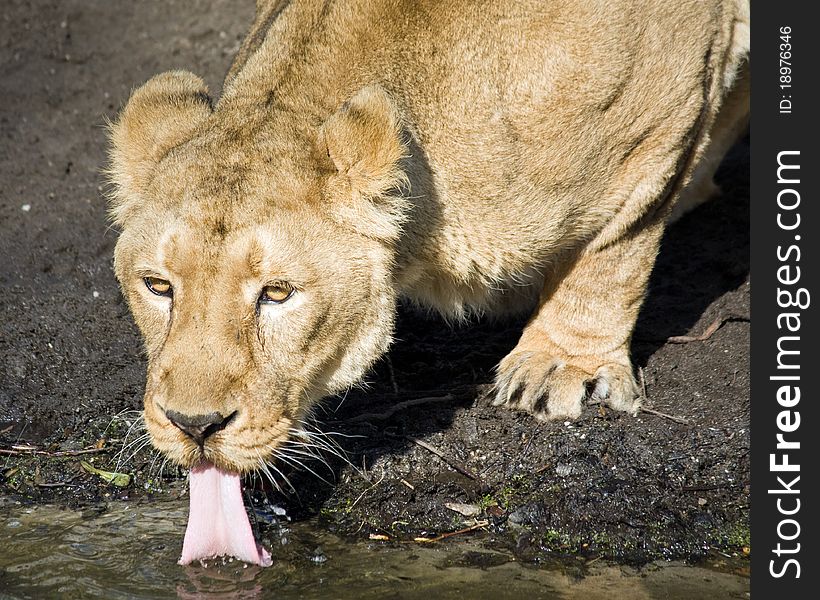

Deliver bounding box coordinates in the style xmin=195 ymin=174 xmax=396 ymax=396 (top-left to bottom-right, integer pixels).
xmin=349 ymin=470 xmax=387 ymax=510
xmin=587 ymin=400 xmax=689 ymax=425
xmin=346 ymin=384 xmax=491 ymax=424
xmin=636 ymin=367 xmax=688 ymax=425
xmin=413 ymin=520 xmax=490 ymax=543
xmin=638 ymin=367 xmax=648 ymax=400
xmin=385 ymin=355 xmax=400 ymax=396
xmin=681 ymin=483 xmax=736 ymax=492
xmin=638 ymin=406 xmax=690 ymax=425
xmin=534 ymin=463 xmax=552 ymax=474
xmin=347 ymin=393 xmax=459 ymax=423
xmin=666 ymin=313 xmax=749 ymax=344
xmin=406 ymin=436 xmax=480 ymax=481
xmin=0 ymin=446 xmax=108 ymax=457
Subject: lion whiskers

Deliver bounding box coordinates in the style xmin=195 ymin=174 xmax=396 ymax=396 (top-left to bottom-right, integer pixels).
xmin=269 ymin=445 xmax=333 ymax=485
xmin=107 ymin=410 xmax=184 ymax=489
xmin=254 ymin=450 xmax=295 ymax=495
xmin=250 ymin=418 xmax=358 ymax=498
xmin=112 ymin=411 xmax=152 ymax=472
xmin=110 ymin=411 xmax=359 ymax=497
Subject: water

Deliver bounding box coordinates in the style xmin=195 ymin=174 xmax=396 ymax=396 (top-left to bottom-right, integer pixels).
xmin=0 ymin=500 xmax=749 ymax=599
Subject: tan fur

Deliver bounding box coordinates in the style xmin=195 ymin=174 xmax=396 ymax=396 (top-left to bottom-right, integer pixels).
xmin=109 ymin=0 xmax=750 ymax=472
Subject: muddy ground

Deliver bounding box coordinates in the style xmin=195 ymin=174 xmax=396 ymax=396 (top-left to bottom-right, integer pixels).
xmin=0 ymin=0 xmax=749 ymax=567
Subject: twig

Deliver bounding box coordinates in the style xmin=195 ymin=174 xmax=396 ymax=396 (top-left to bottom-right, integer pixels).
xmin=349 ymin=470 xmax=386 ymax=510
xmin=588 ymin=400 xmax=689 ymax=425
xmin=385 ymin=356 xmax=399 ymax=395
xmin=343 ymin=385 xmax=490 ymax=424
xmin=3 ymin=422 xmax=28 ymax=469
xmin=413 ymin=520 xmax=489 ymax=543
xmin=406 ymin=436 xmax=480 ymax=481
xmin=666 ymin=313 xmax=749 ymax=344
xmin=638 ymin=407 xmax=689 ymax=425
xmin=346 ymin=394 xmax=457 ymax=423
xmin=681 ymin=483 xmax=737 ymax=492
xmin=0 ymin=446 xmax=109 ymax=457
xmin=638 ymin=367 xmax=648 ymax=400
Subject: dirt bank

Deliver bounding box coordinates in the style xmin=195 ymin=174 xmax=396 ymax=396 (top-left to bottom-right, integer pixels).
xmin=0 ymin=0 xmax=749 ymax=565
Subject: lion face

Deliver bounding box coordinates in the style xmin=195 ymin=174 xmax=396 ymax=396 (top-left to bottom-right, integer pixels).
xmin=109 ymin=73 xmax=408 ymax=472
xmin=114 ymin=207 xmax=388 ymax=472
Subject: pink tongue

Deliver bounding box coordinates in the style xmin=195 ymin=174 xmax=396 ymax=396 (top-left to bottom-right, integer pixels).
xmin=179 ymin=462 xmax=272 ymax=567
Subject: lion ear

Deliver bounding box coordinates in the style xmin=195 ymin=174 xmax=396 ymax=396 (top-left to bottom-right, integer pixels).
xmin=319 ymin=86 xmax=410 ymax=240
xmin=108 ymin=71 xmax=213 ymax=225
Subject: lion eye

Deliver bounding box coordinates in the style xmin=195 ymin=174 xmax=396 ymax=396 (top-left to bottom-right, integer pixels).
xmin=260 ymin=282 xmax=294 ymax=304
xmin=144 ymin=277 xmax=173 ymax=297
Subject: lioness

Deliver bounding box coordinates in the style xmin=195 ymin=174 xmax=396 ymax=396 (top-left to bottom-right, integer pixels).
xmin=108 ymin=0 xmax=749 ymax=565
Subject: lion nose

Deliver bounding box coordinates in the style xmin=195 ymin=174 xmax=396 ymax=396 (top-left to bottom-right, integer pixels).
xmin=164 ymin=410 xmax=236 ymax=446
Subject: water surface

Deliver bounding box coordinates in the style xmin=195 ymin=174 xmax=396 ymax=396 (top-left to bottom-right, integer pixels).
xmin=0 ymin=500 xmax=748 ymax=599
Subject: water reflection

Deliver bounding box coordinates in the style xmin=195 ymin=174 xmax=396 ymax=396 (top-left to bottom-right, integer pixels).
xmin=0 ymin=501 xmax=748 ymax=599
xmin=177 ymin=564 xmax=264 ymax=599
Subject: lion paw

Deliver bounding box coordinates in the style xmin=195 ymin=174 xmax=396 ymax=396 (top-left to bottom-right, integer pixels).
xmin=492 ymin=352 xmax=641 ymax=420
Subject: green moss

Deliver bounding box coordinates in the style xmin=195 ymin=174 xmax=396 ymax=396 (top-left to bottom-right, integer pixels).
xmin=720 ymin=522 xmax=751 ymax=551
xmin=541 ymin=528 xmax=572 ymax=549
xmin=478 ymin=494 xmax=498 ymax=510
xmin=484 ymin=473 xmax=532 ymax=510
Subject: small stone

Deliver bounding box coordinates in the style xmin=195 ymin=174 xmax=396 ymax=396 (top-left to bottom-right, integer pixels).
xmin=444 ymin=502 xmax=480 ymax=517
xmin=21 ymin=204 xmax=31 ymax=212
xmin=311 ymin=547 xmax=328 ymax=564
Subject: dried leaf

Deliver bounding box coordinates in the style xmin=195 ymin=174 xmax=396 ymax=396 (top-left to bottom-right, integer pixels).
xmin=80 ymin=461 xmax=131 ymax=487
xmin=444 ymin=502 xmax=481 ymax=517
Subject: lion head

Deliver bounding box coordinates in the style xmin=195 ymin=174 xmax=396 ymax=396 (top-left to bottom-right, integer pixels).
xmin=108 ymin=71 xmax=409 ymax=473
